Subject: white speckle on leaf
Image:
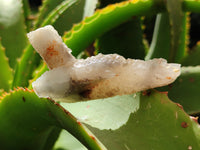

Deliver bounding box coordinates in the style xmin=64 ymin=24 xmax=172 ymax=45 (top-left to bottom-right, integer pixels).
xmin=28 ymin=25 xmax=181 ymax=101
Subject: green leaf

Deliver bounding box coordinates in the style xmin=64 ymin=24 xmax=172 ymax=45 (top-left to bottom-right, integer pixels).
xmin=0 ymin=88 xmax=106 ymax=150
xmin=52 ymin=0 xmax=99 ymax=35
xmin=35 ymin=0 xmax=90 ymax=35
xmin=166 ymin=0 xmax=186 ymax=62
xmin=34 ymin=0 xmax=64 ymax=28
xmin=96 ymin=17 xmax=145 ymax=59
xmin=0 ymin=0 xmax=27 ymax=68
xmin=40 ymin=0 xmax=78 ymax=28
xmin=145 ymin=12 xmax=188 ymax=62
xmin=159 ymin=66 xmax=200 ymax=114
xmin=22 ymin=0 xmax=31 ymax=32
xmin=181 ymin=42 xmax=200 ymax=66
xmin=0 ymin=40 xmax=13 ymax=91
xmin=62 ymin=93 xmax=140 ymax=130
xmin=53 ymin=130 xmax=86 ymax=150
xmin=0 ymin=89 xmax=3 ymax=96
xmin=12 ymin=45 xmax=41 ymax=88
xmin=145 ymin=13 xmax=171 ymax=60
xmin=53 ymin=0 xmax=86 ymax=35
xmin=63 ymin=0 xmax=163 ymax=56
xmin=86 ymin=90 xmax=200 ymax=150
xmin=182 ymin=0 xmax=200 ymax=13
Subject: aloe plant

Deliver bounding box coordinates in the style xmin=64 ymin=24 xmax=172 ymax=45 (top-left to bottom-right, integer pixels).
xmin=1 ymin=0 xmax=200 ymax=149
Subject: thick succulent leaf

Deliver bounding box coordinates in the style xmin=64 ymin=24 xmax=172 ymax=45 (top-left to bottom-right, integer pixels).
xmin=63 ymin=0 xmax=163 ymax=56
xmin=145 ymin=13 xmax=171 ymax=60
xmin=96 ymin=17 xmax=145 ymax=59
xmin=40 ymin=0 xmax=78 ymax=27
xmin=53 ymin=130 xmax=86 ymax=150
xmin=36 ymin=0 xmax=97 ymax=35
xmin=0 ymin=89 xmax=3 ymax=96
xmin=53 ymin=0 xmax=86 ymax=35
xmin=166 ymin=0 xmax=186 ymax=62
xmin=34 ymin=0 xmax=64 ymax=28
xmin=145 ymin=12 xmax=188 ymax=62
xmin=12 ymin=45 xmax=41 ymax=88
xmin=96 ymin=0 xmax=145 ymax=59
xmin=182 ymin=0 xmax=200 ymax=13
xmin=62 ymin=93 xmax=140 ymax=130
xmin=0 ymin=0 xmax=27 ymax=68
xmin=53 ymin=0 xmax=99 ymax=35
xmin=0 ymin=40 xmax=13 ymax=91
xmin=0 ymin=89 xmax=106 ymax=150
xmin=43 ymin=127 xmax=62 ymax=150
xmin=181 ymin=42 xmax=200 ymax=66
xmin=22 ymin=0 xmax=31 ymax=32
xmin=84 ymin=90 xmax=200 ymax=150
xmin=159 ymin=66 xmax=200 ymax=114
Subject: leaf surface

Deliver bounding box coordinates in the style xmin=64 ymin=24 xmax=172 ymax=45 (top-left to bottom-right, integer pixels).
xmin=86 ymin=90 xmax=200 ymax=150
xmin=181 ymin=43 xmax=200 ymax=66
xmin=62 ymin=94 xmax=140 ymax=130
xmin=0 ymin=40 xmax=13 ymax=91
xmin=145 ymin=12 xmax=188 ymax=62
xmin=0 ymin=0 xmax=27 ymax=68
xmin=159 ymin=66 xmax=200 ymax=114
xmin=0 ymin=89 xmax=106 ymax=150
xmin=96 ymin=17 xmax=145 ymax=59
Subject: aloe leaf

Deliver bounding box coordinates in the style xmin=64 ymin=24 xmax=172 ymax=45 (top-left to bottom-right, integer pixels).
xmin=34 ymin=0 xmax=64 ymax=28
xmin=52 ymin=0 xmax=99 ymax=35
xmin=181 ymin=42 xmax=200 ymax=66
xmin=62 ymin=93 xmax=140 ymax=130
xmin=182 ymin=0 xmax=200 ymax=13
xmin=96 ymin=17 xmax=145 ymax=59
xmin=96 ymin=0 xmax=145 ymax=59
xmin=166 ymin=0 xmax=186 ymax=62
xmin=53 ymin=0 xmax=86 ymax=35
xmin=43 ymin=127 xmax=62 ymax=150
xmin=145 ymin=13 xmax=171 ymax=60
xmin=0 ymin=88 xmax=106 ymax=150
xmin=53 ymin=130 xmax=86 ymax=150
xmin=0 ymin=40 xmax=13 ymax=91
xmin=145 ymin=12 xmax=188 ymax=62
xmin=22 ymin=0 xmax=31 ymax=32
xmin=63 ymin=0 xmax=164 ymax=56
xmin=0 ymin=0 xmax=27 ymax=69
xmin=159 ymin=66 xmax=200 ymax=114
xmin=36 ymin=0 xmax=94 ymax=35
xmin=83 ymin=90 xmax=200 ymax=149
xmin=12 ymin=45 xmax=41 ymax=88
xmin=41 ymin=0 xmax=78 ymax=28
xmin=0 ymin=89 xmax=3 ymax=96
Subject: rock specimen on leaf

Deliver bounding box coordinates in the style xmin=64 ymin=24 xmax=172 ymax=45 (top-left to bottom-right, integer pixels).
xmin=27 ymin=25 xmax=181 ymax=100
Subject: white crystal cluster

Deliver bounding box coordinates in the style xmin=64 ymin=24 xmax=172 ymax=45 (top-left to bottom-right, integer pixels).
xmin=28 ymin=25 xmax=181 ymax=100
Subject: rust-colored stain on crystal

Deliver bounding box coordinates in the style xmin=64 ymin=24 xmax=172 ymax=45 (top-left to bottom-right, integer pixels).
xmin=166 ymin=76 xmax=172 ymax=80
xmin=46 ymin=43 xmax=59 ymax=57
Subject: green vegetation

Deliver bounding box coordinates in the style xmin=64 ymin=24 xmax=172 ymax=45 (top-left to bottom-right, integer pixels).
xmin=0 ymin=0 xmax=200 ymax=149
